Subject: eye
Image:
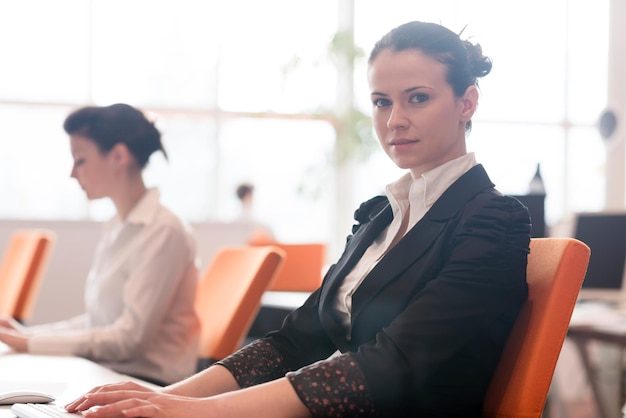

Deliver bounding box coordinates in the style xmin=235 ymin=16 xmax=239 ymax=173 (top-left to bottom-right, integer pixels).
xmin=409 ymin=93 xmax=429 ymax=104
xmin=372 ymin=97 xmax=391 ymax=108
xmin=73 ymin=158 xmax=85 ymax=168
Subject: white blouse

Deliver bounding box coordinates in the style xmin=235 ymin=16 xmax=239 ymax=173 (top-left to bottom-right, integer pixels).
xmin=27 ymin=188 xmax=201 ymax=385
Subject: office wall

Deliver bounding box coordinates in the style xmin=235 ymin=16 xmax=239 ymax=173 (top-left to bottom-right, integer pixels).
xmin=0 ymin=220 xmax=257 ymax=325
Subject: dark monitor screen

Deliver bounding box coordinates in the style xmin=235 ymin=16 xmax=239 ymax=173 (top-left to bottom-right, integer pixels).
xmin=574 ymin=212 xmax=626 ymax=294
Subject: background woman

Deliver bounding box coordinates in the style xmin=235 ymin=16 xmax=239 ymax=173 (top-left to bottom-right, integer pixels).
xmin=0 ymin=103 xmax=200 ymax=386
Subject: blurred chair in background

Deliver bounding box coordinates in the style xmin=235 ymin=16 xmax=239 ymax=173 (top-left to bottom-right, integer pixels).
xmin=195 ymin=245 xmax=285 ymax=371
xmin=0 ymin=229 xmax=55 ymax=323
xmin=250 ymin=242 xmax=326 ymax=292
xmin=483 ymin=237 xmax=590 ymax=418
xmin=245 ymin=242 xmax=326 ymax=342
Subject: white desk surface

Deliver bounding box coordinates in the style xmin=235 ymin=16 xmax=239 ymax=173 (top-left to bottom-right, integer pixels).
xmin=261 ymin=291 xmax=310 ymax=310
xmin=0 ymin=344 xmax=155 ymax=417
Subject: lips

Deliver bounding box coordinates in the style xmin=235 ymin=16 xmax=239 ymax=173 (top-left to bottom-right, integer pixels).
xmin=390 ymin=138 xmax=418 ymax=146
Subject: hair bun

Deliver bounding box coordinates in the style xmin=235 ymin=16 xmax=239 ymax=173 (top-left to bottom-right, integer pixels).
xmin=464 ymin=40 xmax=492 ymax=78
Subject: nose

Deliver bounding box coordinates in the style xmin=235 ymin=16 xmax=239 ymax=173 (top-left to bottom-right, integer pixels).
xmin=70 ymin=166 xmax=77 ymax=179
xmin=387 ymin=105 xmax=409 ymax=129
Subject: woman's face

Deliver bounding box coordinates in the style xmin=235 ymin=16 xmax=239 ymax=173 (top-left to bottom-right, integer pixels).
xmin=368 ymin=48 xmax=477 ymax=178
xmin=69 ymin=135 xmax=115 ymax=200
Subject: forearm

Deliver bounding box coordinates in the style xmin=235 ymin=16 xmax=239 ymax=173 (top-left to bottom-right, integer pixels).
xmin=26 ymin=314 xmax=87 ymax=334
xmin=163 ymin=364 xmax=240 ymax=398
xmin=162 ymin=342 xmax=312 ymax=417
xmin=209 ymin=377 xmax=311 ymax=418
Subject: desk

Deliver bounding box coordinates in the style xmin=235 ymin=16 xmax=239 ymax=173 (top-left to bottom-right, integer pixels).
xmin=0 ymin=344 xmax=155 ymax=417
xmin=567 ymin=305 xmax=626 ymax=418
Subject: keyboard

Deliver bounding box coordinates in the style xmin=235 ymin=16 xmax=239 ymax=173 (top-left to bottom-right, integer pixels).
xmin=11 ymin=403 xmax=83 ymax=417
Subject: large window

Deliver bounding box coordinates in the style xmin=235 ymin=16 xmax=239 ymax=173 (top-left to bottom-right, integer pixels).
xmin=0 ymin=0 xmax=611 ymax=251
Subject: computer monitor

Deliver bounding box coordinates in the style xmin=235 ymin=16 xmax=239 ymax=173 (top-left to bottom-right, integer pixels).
xmin=573 ymin=212 xmax=626 ymax=304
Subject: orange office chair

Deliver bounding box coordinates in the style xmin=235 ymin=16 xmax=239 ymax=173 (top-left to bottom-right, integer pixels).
xmin=483 ymin=237 xmax=591 ymax=418
xmin=0 ymin=229 xmax=55 ymax=323
xmin=195 ymin=245 xmax=285 ymax=371
xmin=250 ymin=242 xmax=326 ymax=292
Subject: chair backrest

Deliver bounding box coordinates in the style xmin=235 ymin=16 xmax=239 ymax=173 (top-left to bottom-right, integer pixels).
xmin=195 ymin=245 xmax=285 ymax=369
xmin=0 ymin=229 xmax=56 ymax=322
xmin=250 ymin=242 xmax=326 ymax=292
xmin=483 ymin=237 xmax=591 ymax=418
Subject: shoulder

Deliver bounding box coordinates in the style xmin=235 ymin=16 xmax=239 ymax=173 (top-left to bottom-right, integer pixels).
xmin=446 ymin=164 xmax=529 ymax=222
xmin=458 ymin=189 xmax=531 ymax=243
xmin=148 ymin=204 xmax=196 ymax=247
xmin=470 ymin=189 xmax=530 ymax=219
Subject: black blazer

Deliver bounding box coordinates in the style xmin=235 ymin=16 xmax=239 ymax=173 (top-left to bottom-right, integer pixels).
xmin=264 ymin=164 xmax=531 ymax=417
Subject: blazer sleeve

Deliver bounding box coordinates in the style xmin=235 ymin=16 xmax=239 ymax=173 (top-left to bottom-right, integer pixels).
xmin=216 ymin=262 xmax=343 ymax=386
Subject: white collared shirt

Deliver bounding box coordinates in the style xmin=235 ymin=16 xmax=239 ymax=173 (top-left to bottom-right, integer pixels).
xmin=28 ymin=188 xmax=201 ymax=384
xmin=334 ymin=153 xmax=477 ymax=336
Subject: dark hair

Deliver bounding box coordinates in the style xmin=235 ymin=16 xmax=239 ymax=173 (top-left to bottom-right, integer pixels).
xmin=236 ymin=183 xmax=254 ymax=201
xmin=63 ymin=103 xmax=167 ymax=169
xmin=369 ymin=21 xmax=492 ymax=131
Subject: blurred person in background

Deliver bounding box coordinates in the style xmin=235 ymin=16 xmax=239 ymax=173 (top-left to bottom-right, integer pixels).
xmin=235 ymin=182 xmax=275 ymax=244
xmin=0 ymin=103 xmax=200 ymax=386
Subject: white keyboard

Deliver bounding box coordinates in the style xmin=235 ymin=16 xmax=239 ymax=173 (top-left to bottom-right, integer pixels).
xmin=11 ymin=403 xmax=83 ymax=417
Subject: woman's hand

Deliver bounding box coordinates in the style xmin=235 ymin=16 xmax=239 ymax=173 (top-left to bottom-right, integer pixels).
xmin=66 ymin=381 xmax=156 ymax=413
xmin=0 ymin=327 xmax=28 ymax=352
xmin=0 ymin=316 xmax=25 ymax=331
xmin=68 ymin=386 xmax=212 ymax=418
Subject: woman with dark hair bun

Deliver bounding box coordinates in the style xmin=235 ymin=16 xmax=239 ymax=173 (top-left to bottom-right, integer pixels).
xmin=0 ymin=103 xmax=200 ymax=387
xmin=67 ymin=21 xmax=530 ymax=417
xmin=63 ymin=103 xmax=167 ymax=169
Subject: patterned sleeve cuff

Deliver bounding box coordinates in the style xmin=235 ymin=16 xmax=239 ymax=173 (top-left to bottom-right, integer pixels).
xmin=216 ymin=339 xmax=290 ymax=388
xmin=286 ymin=353 xmax=376 ymax=417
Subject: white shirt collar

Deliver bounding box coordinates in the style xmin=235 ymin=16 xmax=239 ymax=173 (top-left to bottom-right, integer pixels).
xmin=385 ymin=153 xmax=477 ymax=226
xmin=107 ymin=188 xmax=161 ymax=229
